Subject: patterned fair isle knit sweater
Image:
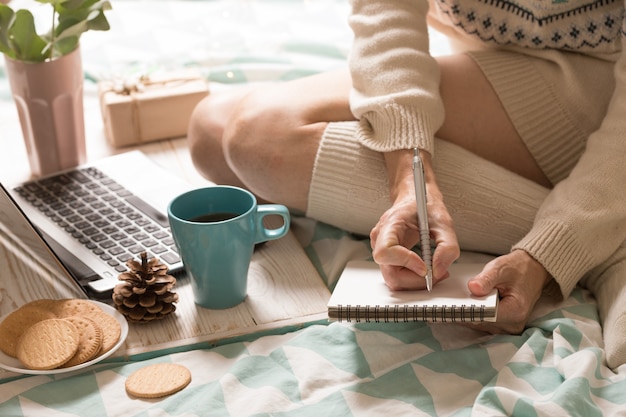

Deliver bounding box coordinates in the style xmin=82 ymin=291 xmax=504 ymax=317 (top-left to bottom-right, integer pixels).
xmin=347 ymin=0 xmax=626 ymax=299
xmin=432 ymin=0 xmax=623 ymax=53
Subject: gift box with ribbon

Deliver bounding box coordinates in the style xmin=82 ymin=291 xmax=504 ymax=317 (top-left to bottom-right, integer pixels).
xmin=98 ymin=71 xmax=209 ymax=147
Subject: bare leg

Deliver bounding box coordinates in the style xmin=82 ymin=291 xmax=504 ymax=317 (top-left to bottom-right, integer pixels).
xmin=437 ymin=54 xmax=551 ymax=188
xmin=187 ymin=54 xmax=550 ymax=212
xmin=188 ymin=87 xmax=254 ymax=189
xmin=188 ymin=69 xmax=354 ymax=210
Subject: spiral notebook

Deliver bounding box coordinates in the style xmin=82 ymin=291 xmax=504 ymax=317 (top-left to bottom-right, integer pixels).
xmin=328 ymin=261 xmax=498 ymax=323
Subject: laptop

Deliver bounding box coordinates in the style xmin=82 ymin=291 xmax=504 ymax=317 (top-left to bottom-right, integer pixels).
xmin=0 ymin=151 xmax=195 ymax=301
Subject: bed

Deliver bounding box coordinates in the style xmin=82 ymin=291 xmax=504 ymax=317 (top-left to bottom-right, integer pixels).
xmin=0 ymin=1 xmax=625 ymax=416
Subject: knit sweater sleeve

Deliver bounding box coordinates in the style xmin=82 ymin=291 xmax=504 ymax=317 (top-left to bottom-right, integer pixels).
xmin=513 ymin=46 xmax=626 ymax=298
xmin=347 ymin=0 xmax=444 ymax=154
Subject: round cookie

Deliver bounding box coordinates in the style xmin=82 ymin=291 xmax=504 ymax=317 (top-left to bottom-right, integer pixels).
xmin=92 ymin=309 xmax=121 ymax=355
xmin=20 ymin=299 xmax=59 ymax=311
xmin=125 ymin=363 xmax=191 ymax=398
xmin=16 ymin=318 xmax=79 ymax=370
xmin=51 ymin=299 xmax=121 ymax=354
xmin=51 ymin=299 xmax=104 ymax=318
xmin=60 ymin=316 xmax=103 ymax=368
xmin=0 ymin=305 xmax=57 ymax=357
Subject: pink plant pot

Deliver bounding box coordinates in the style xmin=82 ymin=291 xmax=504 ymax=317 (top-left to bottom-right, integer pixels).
xmin=4 ymin=47 xmax=87 ymax=177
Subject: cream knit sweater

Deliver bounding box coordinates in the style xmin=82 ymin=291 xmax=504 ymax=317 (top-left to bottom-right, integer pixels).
xmin=347 ymin=0 xmax=626 ymax=300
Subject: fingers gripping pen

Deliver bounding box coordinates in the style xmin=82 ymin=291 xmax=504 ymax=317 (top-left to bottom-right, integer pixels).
xmin=412 ymin=148 xmax=433 ymax=292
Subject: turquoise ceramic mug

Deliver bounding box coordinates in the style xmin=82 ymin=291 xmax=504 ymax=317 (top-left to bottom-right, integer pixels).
xmin=167 ymin=186 xmax=290 ymax=309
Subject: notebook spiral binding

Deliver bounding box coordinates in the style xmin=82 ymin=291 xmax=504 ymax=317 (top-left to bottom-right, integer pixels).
xmin=336 ymin=304 xmax=488 ymax=323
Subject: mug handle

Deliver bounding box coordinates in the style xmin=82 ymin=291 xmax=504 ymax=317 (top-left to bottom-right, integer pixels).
xmin=255 ymin=205 xmax=291 ymax=243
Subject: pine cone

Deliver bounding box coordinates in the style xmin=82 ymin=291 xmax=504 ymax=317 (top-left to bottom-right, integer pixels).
xmin=112 ymin=252 xmax=179 ymax=323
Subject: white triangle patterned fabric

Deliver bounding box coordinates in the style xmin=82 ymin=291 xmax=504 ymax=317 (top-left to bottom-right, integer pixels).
xmin=1 ymin=217 xmax=625 ymax=416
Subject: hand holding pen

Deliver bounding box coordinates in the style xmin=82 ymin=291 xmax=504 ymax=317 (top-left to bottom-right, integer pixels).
xmin=369 ymin=148 xmax=459 ymax=292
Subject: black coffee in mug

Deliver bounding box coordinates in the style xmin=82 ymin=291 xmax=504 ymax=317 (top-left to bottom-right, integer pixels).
xmin=190 ymin=212 xmax=240 ymax=223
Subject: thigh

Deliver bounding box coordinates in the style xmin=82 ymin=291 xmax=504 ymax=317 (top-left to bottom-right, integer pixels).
xmin=436 ymin=54 xmax=552 ymax=188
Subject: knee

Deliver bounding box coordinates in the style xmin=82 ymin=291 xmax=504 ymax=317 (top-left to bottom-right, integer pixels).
xmin=187 ymin=89 xmax=267 ymax=181
xmin=187 ymin=95 xmax=224 ymax=179
xmin=187 ymin=85 xmax=286 ymax=183
xmin=582 ymin=242 xmax=626 ymax=368
xmin=219 ymin=89 xmax=284 ymax=175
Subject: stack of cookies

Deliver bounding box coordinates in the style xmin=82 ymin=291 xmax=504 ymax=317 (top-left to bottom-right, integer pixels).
xmin=0 ymin=299 xmax=122 ymax=370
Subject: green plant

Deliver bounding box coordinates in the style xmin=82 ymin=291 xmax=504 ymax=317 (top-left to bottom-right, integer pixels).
xmin=0 ymin=0 xmax=111 ymax=62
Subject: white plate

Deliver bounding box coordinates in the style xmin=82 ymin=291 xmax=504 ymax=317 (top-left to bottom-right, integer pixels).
xmin=0 ymin=300 xmax=129 ymax=375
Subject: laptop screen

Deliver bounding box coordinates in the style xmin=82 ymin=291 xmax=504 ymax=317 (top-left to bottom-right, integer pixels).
xmin=0 ymin=183 xmax=88 ymax=298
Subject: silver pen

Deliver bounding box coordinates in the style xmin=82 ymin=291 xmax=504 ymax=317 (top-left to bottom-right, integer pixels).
xmin=412 ymin=148 xmax=433 ymax=292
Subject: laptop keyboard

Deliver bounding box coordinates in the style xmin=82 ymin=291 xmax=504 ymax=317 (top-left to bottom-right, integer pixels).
xmin=13 ymin=167 xmax=181 ymax=278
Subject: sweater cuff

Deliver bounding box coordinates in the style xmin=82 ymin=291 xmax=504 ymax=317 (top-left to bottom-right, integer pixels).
xmin=355 ymin=103 xmax=438 ymax=155
xmin=512 ymin=219 xmax=596 ymax=298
